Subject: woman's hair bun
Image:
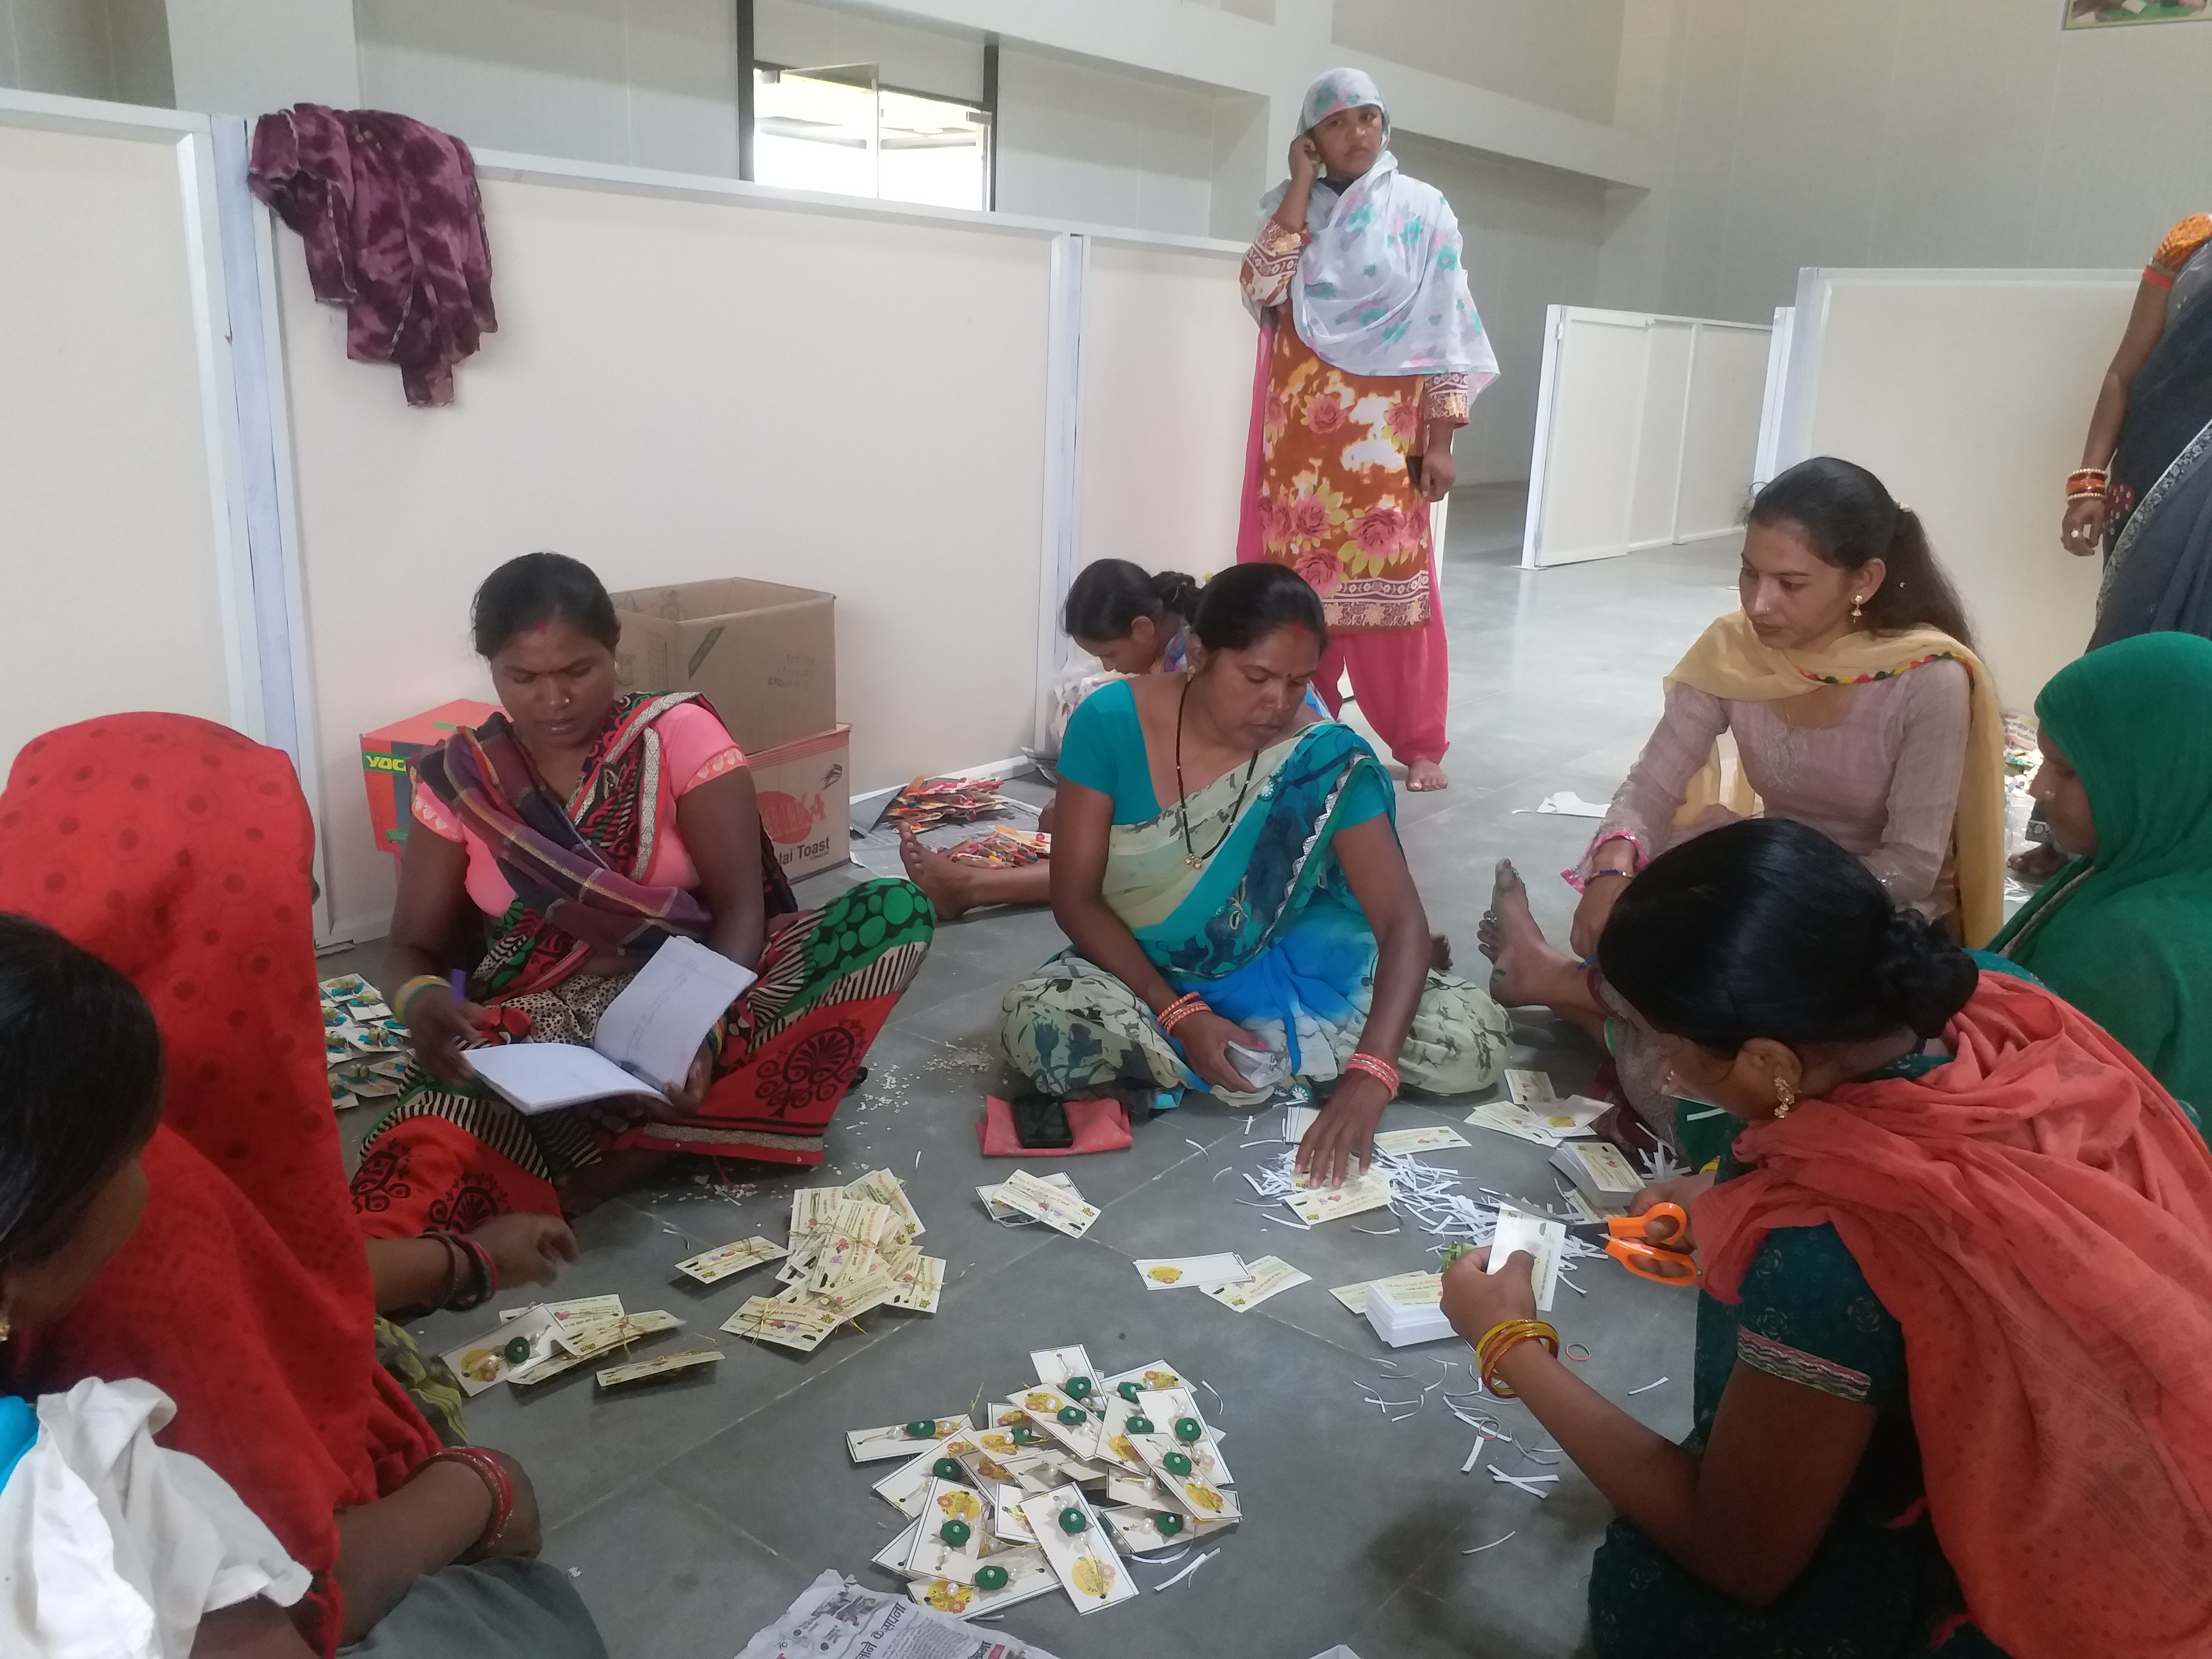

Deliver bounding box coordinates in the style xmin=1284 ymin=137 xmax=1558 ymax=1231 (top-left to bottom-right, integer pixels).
xmin=1870 ymin=909 xmax=1979 ymax=1038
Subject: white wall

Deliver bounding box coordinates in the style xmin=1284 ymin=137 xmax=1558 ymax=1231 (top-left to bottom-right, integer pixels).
xmin=0 ymin=0 xmax=171 ymax=104
xmin=1389 ymin=130 xmax=1608 ymax=486
xmin=1333 ymin=0 xmax=1625 ymax=127
xmin=994 ymin=46 xmax=1218 ymax=237
xmin=1603 ymin=0 xmax=2212 ymax=322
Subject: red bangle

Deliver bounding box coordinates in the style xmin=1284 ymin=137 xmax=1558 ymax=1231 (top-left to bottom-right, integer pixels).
xmin=1342 ymin=1053 xmax=1400 ymax=1096
xmin=1157 ymin=993 xmax=1209 ymax=1034
xmin=429 ymin=1447 xmax=515 ymax=1559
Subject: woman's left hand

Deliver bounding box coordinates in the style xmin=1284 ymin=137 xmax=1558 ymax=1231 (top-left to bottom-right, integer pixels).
xmin=1296 ymin=1070 xmax=1392 ymax=1188
xmin=1440 ymin=1245 xmax=1538 ymax=1343
xmin=1419 ymin=437 xmax=1455 ymax=501
xmin=581 ymin=1041 xmax=710 ymax=1134
xmin=661 ymin=1039 xmax=715 ymax=1115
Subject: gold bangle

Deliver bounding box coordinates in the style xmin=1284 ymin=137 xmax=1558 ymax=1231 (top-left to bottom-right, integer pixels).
xmin=395 ymin=974 xmax=449 ymax=1021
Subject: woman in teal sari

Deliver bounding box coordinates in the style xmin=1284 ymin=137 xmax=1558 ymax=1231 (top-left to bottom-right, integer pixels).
xmin=998 ymin=565 xmax=1506 ymax=1184
xmin=1989 ymin=631 xmax=2212 ymax=1126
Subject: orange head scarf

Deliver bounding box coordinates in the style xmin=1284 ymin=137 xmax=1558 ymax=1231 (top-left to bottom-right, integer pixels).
xmin=1697 ymin=970 xmax=2212 ymax=1659
xmin=0 ymin=715 xmax=440 ymax=1655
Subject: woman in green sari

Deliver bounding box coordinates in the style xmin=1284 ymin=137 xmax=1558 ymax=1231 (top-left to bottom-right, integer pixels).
xmin=998 ymin=565 xmax=1506 ymax=1184
xmin=1990 ymin=631 xmax=2212 ymax=1125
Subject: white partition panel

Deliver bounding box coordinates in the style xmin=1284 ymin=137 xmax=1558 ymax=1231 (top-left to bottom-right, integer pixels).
xmin=1773 ymin=269 xmax=2136 ymax=713
xmin=0 ymin=95 xmax=257 ymax=770
xmin=1523 ymin=305 xmax=1772 ymax=569
xmin=277 ymin=164 xmax=1056 ymax=942
xmin=1078 ymin=240 xmax=1251 ymax=592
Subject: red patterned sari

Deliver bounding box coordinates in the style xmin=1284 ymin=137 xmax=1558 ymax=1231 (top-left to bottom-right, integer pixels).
xmin=349 ymin=694 xmax=933 ymax=1232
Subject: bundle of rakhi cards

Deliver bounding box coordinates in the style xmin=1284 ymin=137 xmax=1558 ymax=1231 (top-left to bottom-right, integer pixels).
xmin=719 ymin=1168 xmax=945 ymax=1354
xmin=847 ymin=1344 xmax=1239 ymax=1618
xmin=319 ymin=975 xmax=413 ymax=1110
xmin=881 ymin=776 xmax=1014 ymax=831
xmin=942 ymin=827 xmax=1050 ymax=868
xmin=439 ymin=1295 xmax=722 ymax=1392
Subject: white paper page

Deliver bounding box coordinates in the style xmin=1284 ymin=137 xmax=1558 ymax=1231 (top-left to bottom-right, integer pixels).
xmin=591 ymin=936 xmax=757 ymax=1091
xmin=467 ymin=1043 xmax=665 ymax=1116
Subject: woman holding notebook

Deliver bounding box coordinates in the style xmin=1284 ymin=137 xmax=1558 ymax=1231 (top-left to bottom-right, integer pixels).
xmin=351 ymin=553 xmax=934 ymax=1238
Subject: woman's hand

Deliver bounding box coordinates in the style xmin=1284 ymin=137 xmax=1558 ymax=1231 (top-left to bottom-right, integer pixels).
xmin=1628 ymin=1171 xmax=1717 ymax=1249
xmin=1418 ymin=432 xmax=1456 ymax=501
xmin=1287 ymin=132 xmax=1322 ymax=187
xmin=1569 ymin=872 xmax=1630 ymax=959
xmin=1440 ymin=1244 xmax=1539 ymax=1343
xmin=469 ymin=1212 xmax=578 ymax=1289
xmin=1036 ymin=796 xmax=1058 ymax=836
xmin=1174 ymin=1009 xmax=1262 ymax=1096
xmin=2061 ymin=494 xmax=2107 ymax=557
xmin=661 ymin=1039 xmax=716 ymax=1115
xmin=1296 ymin=1070 xmax=1392 ymax=1188
xmin=474 ymin=1449 xmax=544 ymax=1560
xmin=401 ymin=987 xmax=486 ymax=1087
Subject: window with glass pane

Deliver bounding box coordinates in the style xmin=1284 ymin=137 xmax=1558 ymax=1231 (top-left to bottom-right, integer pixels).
xmin=753 ymin=65 xmax=988 ymax=211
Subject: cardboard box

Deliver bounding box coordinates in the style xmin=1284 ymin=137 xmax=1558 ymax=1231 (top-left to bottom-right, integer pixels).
xmin=360 ymin=698 xmax=500 ymax=865
xmin=608 ymin=577 xmax=835 ymax=755
xmin=751 ymin=724 xmax=851 ymax=883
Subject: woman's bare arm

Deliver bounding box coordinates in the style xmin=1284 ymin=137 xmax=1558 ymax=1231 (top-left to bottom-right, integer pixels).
xmin=385 ymin=824 xmax=471 ymax=990
xmin=2081 ymin=276 xmax=2171 ymax=470
xmin=192 ymin=1599 xmax=319 ymax=1659
xmin=674 ymin=769 xmax=767 ymax=972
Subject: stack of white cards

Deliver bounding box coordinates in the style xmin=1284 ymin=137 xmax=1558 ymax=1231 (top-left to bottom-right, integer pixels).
xmin=850 ymin=1343 xmax=1241 ymax=1619
xmin=721 ymin=1167 xmax=944 ymax=1354
xmin=1362 ymin=1273 xmax=1454 ymax=1347
xmin=1465 ymin=1070 xmax=1611 ymax=1146
xmin=1550 ymin=1141 xmax=1644 ymax=1208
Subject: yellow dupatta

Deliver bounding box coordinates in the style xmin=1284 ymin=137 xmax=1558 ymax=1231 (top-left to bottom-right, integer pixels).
xmin=1664 ymin=612 xmax=2007 ymax=947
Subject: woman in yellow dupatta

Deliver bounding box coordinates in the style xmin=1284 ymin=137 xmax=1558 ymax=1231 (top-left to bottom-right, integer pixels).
xmin=1481 ymin=457 xmax=2006 ymax=1157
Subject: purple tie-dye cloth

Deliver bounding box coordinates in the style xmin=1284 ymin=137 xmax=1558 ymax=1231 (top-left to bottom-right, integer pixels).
xmin=250 ymin=105 xmax=496 ymax=407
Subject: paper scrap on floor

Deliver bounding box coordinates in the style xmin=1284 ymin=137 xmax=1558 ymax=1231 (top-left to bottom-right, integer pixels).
xmin=734 ymin=1568 xmax=1068 ymax=1659
xmin=1523 ymin=791 xmax=1610 ymax=817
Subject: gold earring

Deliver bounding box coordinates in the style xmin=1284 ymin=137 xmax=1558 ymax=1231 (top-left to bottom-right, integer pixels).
xmin=0 ymin=1310 xmax=12 ymax=1344
xmin=1772 ymin=1077 xmax=1798 ymax=1119
xmin=1851 ymin=593 xmax=1864 ymax=621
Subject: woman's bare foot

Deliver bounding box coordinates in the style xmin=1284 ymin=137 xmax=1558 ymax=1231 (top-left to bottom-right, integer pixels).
xmin=1477 ymin=859 xmax=1583 ymax=1009
xmin=899 ymin=826 xmax=979 ymax=921
xmin=1407 ymin=758 xmax=1448 ymax=793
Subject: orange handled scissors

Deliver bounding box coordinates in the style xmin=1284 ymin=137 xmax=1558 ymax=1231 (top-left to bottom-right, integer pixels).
xmin=1570 ymin=1202 xmax=1699 ymax=1287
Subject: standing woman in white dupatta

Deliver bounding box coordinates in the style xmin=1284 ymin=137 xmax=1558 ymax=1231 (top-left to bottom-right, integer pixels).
xmin=1237 ymin=69 xmax=1498 ymax=793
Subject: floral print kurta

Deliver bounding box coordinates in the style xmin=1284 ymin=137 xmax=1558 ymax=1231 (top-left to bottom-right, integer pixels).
xmin=1242 ymin=221 xmax=1469 ymax=631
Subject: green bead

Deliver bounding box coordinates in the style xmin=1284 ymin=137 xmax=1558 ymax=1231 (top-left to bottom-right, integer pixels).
xmin=1117 ymin=1381 xmax=1142 ymax=1402
xmin=503 ymin=1336 xmax=530 ymax=1366
xmin=933 ymin=1458 xmax=962 ymax=1480
xmin=1010 ymin=1426 xmax=1041 ymax=1445
xmin=1125 ymin=1415 xmax=1154 ymax=1435
xmin=905 ymin=1419 xmax=938 ymax=1438
xmin=974 ymin=1565 xmax=1009 ymax=1591
xmin=1174 ymin=1417 xmax=1203 ymax=1443
xmin=939 ymin=1519 xmax=972 ymax=1547
xmin=1057 ymin=1406 xmax=1086 ymax=1425
xmin=1065 ymin=1375 xmax=1093 ymax=1398
xmin=1163 ymin=1451 xmax=1192 ymax=1476
xmin=1154 ymin=1512 xmax=1184 ymax=1537
xmin=1058 ymin=1506 xmax=1088 ymax=1535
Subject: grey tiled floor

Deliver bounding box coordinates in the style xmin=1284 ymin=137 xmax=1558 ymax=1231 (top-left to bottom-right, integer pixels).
xmin=327 ymin=494 xmax=1743 ymax=1659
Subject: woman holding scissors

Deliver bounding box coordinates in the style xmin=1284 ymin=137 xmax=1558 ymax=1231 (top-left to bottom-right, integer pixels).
xmin=1443 ymin=818 xmax=2212 ymax=1659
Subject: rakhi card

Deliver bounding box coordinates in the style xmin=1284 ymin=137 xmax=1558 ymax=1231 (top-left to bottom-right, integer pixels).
xmin=872 ymin=1517 xmax=924 ymax=1574
xmin=989 ymin=1481 xmax=1037 ymax=1543
xmin=675 ymin=1236 xmax=788 ymax=1284
xmin=501 ymin=1294 xmax=625 ymax=1327
xmin=955 ymin=1445 xmax=1042 ymax=1490
xmin=1094 ymin=1396 xmax=1155 ymax=1475
xmin=1372 ymin=1124 xmax=1471 ymax=1154
xmin=1465 ymin=1101 xmax=1566 ymax=1146
xmin=789 ymin=1187 xmax=840 ymax=1237
xmin=994 ymin=1169 xmax=1099 ymax=1238
xmin=1030 ymin=1345 xmax=1104 ymax=1403
xmin=1015 ymin=1385 xmax=1101 ymax=1459
xmin=1489 ymin=1207 xmax=1566 ymax=1312
xmin=1101 ymin=1504 xmax=1230 ymax=1556
xmin=1201 ymin=1254 xmax=1310 ymax=1311
xmin=554 ymin=1310 xmax=682 ymax=1360
xmin=594 ymin=1350 xmax=721 ymax=1389
xmin=843 ymin=1168 xmax=926 ymax=1243
xmin=1131 ymin=1254 xmax=1252 ymax=1291
xmin=1283 ymin=1104 xmax=1320 ymax=1143
xmin=1132 ymin=1434 xmax=1240 ymax=1523
xmin=1106 ymin=1472 xmax=1165 ymax=1509
xmin=1286 ymin=1166 xmax=1394 ymax=1224
xmin=1136 ymin=1389 xmax=1231 ymax=1485
xmin=904 ymin=1545 xmax=1059 ymax=1617
xmin=442 ymin=1306 xmax=560 ymax=1395
xmin=1328 ymin=1281 xmax=1372 ymax=1314
xmin=902 ymin=1478 xmax=988 ymax=1584
xmin=887 ymin=1255 xmax=944 ymax=1313
xmin=978 ymin=1169 xmax=1076 ymax=1223
xmin=873 ymin=1435 xmax=982 ymax=1516
xmin=845 ymin=1417 xmax=974 ymax=1464
xmin=1505 ymin=1069 xmax=1558 ymax=1106
xmin=1100 ymin=1359 xmax=1188 ymax=1395
xmin=1019 ymin=1485 xmax=1137 ymax=1613
xmin=722 ymin=1297 xmax=838 ymax=1353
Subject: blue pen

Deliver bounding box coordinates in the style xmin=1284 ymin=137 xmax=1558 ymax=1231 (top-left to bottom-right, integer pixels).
xmin=449 ymin=969 xmax=468 ymax=1003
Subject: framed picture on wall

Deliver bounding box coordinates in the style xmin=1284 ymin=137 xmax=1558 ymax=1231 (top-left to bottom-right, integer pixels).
xmin=2065 ymin=0 xmax=2210 ymax=27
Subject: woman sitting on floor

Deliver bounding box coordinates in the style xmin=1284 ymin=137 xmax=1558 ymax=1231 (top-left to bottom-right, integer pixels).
xmin=1990 ymin=630 xmax=2212 ymax=1128
xmin=1480 ymin=456 xmax=2005 ymax=1157
xmin=354 ymin=552 xmax=934 ymax=1231
xmin=998 ymin=563 xmax=1506 ymax=1185
xmin=901 ymin=559 xmax=1200 ymax=920
xmin=0 ymin=715 xmax=603 ymax=1658
xmin=1443 ymin=817 xmax=2212 ymax=1659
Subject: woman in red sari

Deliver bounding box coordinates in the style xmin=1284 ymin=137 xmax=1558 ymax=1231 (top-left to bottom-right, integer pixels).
xmin=0 ymin=714 xmax=603 ymax=1657
xmin=351 ymin=553 xmax=934 ymax=1238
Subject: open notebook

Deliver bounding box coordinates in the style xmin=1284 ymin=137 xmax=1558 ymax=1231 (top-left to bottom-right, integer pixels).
xmin=465 ymin=937 xmax=756 ymax=1115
